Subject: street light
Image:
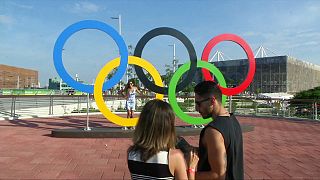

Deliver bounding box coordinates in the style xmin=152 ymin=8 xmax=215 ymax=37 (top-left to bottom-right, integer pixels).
xmin=168 ymin=43 xmax=177 ymax=72
xmin=110 ymin=15 xmax=121 ymax=35
xmin=111 ymin=14 xmax=128 ymax=85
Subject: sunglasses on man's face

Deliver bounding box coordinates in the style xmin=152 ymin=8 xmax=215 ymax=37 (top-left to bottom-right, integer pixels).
xmin=195 ymin=97 xmax=213 ymax=106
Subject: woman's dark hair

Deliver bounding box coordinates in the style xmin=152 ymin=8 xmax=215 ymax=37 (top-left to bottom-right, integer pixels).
xmin=126 ymin=81 xmax=134 ymax=90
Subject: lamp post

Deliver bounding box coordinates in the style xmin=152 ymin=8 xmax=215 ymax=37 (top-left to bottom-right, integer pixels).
xmin=168 ymin=44 xmax=177 ymax=72
xmin=111 ymin=15 xmax=128 ymax=85
xmin=111 ymin=14 xmax=121 ymax=35
xmin=83 ymin=80 xmax=94 ymax=131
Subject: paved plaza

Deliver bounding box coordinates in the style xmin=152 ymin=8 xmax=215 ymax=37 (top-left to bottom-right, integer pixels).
xmin=0 ymin=115 xmax=319 ymax=179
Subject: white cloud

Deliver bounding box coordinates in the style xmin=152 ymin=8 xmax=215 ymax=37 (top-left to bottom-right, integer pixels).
xmin=0 ymin=15 xmax=15 ymax=25
xmin=69 ymin=2 xmax=101 ymax=14
xmin=10 ymin=2 xmax=33 ymax=9
xmin=306 ymin=2 xmax=320 ymax=14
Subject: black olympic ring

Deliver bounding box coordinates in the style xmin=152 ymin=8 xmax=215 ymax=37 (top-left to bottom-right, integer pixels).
xmin=133 ymin=27 xmax=197 ymax=94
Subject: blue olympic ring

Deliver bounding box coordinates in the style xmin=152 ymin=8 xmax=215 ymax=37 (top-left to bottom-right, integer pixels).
xmin=53 ymin=20 xmax=128 ymax=93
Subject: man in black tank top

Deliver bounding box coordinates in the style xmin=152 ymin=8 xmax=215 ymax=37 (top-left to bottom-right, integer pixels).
xmin=193 ymin=81 xmax=244 ymax=180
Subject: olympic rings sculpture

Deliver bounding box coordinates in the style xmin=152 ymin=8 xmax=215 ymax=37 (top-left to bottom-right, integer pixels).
xmin=53 ymin=20 xmax=256 ymax=126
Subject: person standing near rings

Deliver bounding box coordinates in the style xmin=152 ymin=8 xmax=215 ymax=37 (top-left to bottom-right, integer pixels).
xmin=121 ymin=81 xmax=140 ymax=130
xmin=127 ymin=99 xmax=199 ymax=180
xmin=193 ymin=81 xmax=244 ymax=180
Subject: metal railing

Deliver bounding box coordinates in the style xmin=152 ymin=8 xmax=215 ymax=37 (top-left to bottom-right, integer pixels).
xmin=0 ymin=95 xmax=319 ymax=121
xmin=226 ymin=96 xmax=319 ymax=120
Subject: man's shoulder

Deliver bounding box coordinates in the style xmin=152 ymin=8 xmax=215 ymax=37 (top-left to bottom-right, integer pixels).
xmin=202 ymin=126 xmax=225 ymax=147
xmin=207 ymin=117 xmax=225 ymax=127
xmin=208 ymin=114 xmax=239 ymax=126
xmin=205 ymin=117 xmax=232 ymax=139
xmin=204 ymin=125 xmax=223 ymax=135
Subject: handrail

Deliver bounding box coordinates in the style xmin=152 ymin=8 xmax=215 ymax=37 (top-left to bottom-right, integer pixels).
xmin=1 ymin=94 xmax=319 ymax=102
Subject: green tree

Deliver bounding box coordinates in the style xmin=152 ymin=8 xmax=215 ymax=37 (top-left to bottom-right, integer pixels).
xmin=162 ymin=64 xmax=173 ymax=87
xmin=161 ymin=64 xmax=196 ymax=95
xmin=181 ymin=82 xmax=196 ymax=96
xmin=106 ymin=69 xmax=117 ymax=95
xmin=293 ymin=86 xmax=320 ymax=99
xmin=289 ymin=86 xmax=320 ymax=118
xmin=106 ymin=68 xmax=117 ymax=80
xmin=255 ymin=88 xmax=261 ymax=94
xmin=145 ymin=72 xmax=154 ymax=82
xmin=127 ymin=65 xmax=134 ymax=80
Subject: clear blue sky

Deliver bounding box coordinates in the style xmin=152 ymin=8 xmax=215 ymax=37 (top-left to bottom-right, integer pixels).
xmin=1 ymin=0 xmax=320 ymax=87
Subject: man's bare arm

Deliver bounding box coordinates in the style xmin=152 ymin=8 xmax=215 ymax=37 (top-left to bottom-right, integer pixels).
xmin=196 ymin=128 xmax=227 ymax=180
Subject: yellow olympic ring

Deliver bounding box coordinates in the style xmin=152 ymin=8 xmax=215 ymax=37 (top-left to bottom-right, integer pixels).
xmin=94 ymin=56 xmax=164 ymax=126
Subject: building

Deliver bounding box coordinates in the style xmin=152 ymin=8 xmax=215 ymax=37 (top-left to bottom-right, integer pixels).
xmin=48 ymin=74 xmax=86 ymax=95
xmin=48 ymin=77 xmax=61 ymax=90
xmin=0 ymin=64 xmax=38 ymax=89
xmin=48 ymin=77 xmax=74 ymax=92
xmin=202 ymin=56 xmax=320 ymax=94
xmin=48 ymin=74 xmax=83 ymax=91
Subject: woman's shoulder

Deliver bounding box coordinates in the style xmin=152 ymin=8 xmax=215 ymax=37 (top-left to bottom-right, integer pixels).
xmin=169 ymin=148 xmax=184 ymax=160
xmin=168 ymin=148 xmax=187 ymax=175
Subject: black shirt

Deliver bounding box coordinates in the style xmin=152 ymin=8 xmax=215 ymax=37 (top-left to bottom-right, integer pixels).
xmin=198 ymin=114 xmax=244 ymax=180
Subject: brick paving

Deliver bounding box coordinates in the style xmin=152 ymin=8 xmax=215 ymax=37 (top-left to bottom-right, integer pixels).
xmin=0 ymin=115 xmax=319 ymax=179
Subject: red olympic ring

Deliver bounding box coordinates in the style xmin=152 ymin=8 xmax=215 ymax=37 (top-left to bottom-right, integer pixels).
xmin=201 ymin=34 xmax=256 ymax=96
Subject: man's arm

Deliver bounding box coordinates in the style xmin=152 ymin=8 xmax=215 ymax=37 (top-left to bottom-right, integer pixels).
xmin=196 ymin=128 xmax=227 ymax=180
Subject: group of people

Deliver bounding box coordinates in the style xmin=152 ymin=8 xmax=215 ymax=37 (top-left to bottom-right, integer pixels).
xmin=126 ymin=81 xmax=244 ymax=180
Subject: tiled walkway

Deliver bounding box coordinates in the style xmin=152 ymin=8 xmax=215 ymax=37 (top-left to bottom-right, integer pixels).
xmin=0 ymin=115 xmax=319 ymax=179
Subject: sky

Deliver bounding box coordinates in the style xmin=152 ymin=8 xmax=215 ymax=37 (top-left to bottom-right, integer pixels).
xmin=1 ymin=0 xmax=320 ymax=87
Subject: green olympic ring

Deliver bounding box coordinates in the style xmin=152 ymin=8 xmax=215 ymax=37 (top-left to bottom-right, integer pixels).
xmin=168 ymin=60 xmax=227 ymax=125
